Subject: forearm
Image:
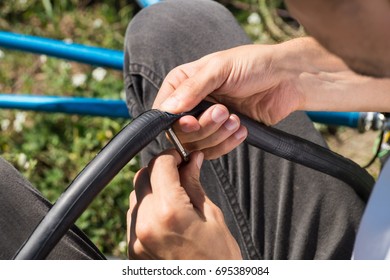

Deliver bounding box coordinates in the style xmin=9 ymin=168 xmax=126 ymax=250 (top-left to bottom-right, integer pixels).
xmin=276 ymin=37 xmax=390 ymax=113
xmin=299 ymin=71 xmax=390 ymax=112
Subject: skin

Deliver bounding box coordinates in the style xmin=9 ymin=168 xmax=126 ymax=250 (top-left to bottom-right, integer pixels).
xmin=127 ymin=1 xmax=390 ymax=259
xmin=285 ymin=0 xmax=390 ymax=78
xmin=127 ymin=150 xmax=242 ymax=259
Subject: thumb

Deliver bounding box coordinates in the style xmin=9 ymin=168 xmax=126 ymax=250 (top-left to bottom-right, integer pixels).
xmin=179 ymin=151 xmax=206 ymax=213
xmin=158 ymin=59 xmax=226 ymax=114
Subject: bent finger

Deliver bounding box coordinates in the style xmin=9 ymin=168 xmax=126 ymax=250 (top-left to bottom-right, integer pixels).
xmin=158 ymin=59 xmax=228 ymax=114
xmin=133 ymin=168 xmax=152 ymax=203
xmin=153 ymin=60 xmax=204 ymax=109
xmin=201 ymin=126 xmax=248 ymax=160
xmin=179 ymin=151 xmax=206 ymax=214
xmin=147 ymin=149 xmax=185 ymax=202
xmin=173 ymin=104 xmax=229 ymax=143
xmin=184 ymin=114 xmax=241 ymax=152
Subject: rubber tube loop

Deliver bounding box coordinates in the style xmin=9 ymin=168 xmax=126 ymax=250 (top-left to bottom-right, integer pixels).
xmin=14 ymin=101 xmax=374 ymax=259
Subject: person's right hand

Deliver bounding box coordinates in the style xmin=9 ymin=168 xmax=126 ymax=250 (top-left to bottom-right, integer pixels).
xmin=127 ymin=149 xmax=242 ymax=260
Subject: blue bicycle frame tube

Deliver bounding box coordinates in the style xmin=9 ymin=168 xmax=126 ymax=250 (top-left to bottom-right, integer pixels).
xmin=0 ymin=94 xmax=130 ymax=119
xmin=136 ymin=0 xmax=161 ymax=8
xmin=0 ymin=29 xmax=367 ymax=127
xmin=0 ymin=31 xmax=124 ymax=70
xmin=1 ymin=94 xmax=364 ymax=128
xmin=306 ymin=111 xmax=360 ymax=128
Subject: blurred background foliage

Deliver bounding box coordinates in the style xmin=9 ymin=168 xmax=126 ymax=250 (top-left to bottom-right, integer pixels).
xmin=0 ymin=0 xmax=300 ymax=258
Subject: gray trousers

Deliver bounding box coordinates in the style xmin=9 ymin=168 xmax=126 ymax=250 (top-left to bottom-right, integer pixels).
xmin=0 ymin=0 xmax=364 ymax=259
xmin=123 ymin=0 xmax=365 ymax=259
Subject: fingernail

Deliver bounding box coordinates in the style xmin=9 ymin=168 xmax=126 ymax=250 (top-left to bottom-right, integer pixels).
xmin=196 ymin=152 xmax=204 ymax=170
xmin=224 ymin=116 xmax=239 ymax=131
xmin=234 ymin=127 xmax=247 ymax=140
xmin=211 ymin=106 xmax=228 ymax=123
xmin=160 ymin=96 xmax=179 ymax=112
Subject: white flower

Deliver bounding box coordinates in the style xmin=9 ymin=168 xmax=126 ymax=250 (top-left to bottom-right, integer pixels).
xmin=13 ymin=112 xmax=26 ymax=132
xmin=17 ymin=153 xmax=27 ymax=168
xmin=1 ymin=119 xmax=10 ymax=131
xmin=247 ymin=12 xmax=261 ymax=25
xmin=120 ymin=89 xmax=126 ymax=101
xmin=39 ymin=55 xmax=47 ymax=63
xmin=118 ymin=241 xmax=127 ymax=252
xmin=93 ymin=18 xmax=103 ymax=29
xmin=63 ymin=38 xmax=73 ymax=44
xmin=129 ymin=157 xmax=138 ymax=167
xmin=17 ymin=153 xmax=30 ymax=170
xmin=92 ymin=67 xmax=107 ymax=82
xmin=72 ymin=73 xmax=87 ymax=87
xmin=60 ymin=61 xmax=72 ymax=71
xmin=0 ymin=49 xmax=4 ymax=59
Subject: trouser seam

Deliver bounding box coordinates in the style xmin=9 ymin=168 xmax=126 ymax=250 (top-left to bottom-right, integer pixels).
xmin=127 ymin=63 xmax=164 ymax=90
xmin=210 ymin=158 xmax=261 ymax=260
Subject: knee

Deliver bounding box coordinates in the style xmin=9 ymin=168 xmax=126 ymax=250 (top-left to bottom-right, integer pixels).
xmin=124 ymin=0 xmax=236 ymax=59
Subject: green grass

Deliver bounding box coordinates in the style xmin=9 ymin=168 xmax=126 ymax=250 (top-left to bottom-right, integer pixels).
xmin=0 ymin=0 xmax=288 ymax=258
xmin=0 ymin=0 xmax=138 ymax=258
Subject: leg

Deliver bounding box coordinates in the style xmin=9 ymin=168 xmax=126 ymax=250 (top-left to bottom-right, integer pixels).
xmin=0 ymin=157 xmax=104 ymax=259
xmin=124 ymin=0 xmax=365 ymax=259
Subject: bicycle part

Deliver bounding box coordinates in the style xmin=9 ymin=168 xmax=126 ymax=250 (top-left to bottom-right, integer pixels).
xmin=361 ymin=130 xmax=385 ymax=169
xmin=13 ymin=101 xmax=375 ymax=259
xmin=166 ymin=127 xmax=190 ymax=162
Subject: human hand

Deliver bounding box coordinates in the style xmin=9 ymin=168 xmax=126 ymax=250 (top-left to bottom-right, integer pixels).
xmin=169 ymin=103 xmax=247 ymax=160
xmin=127 ymin=149 xmax=242 ymax=260
xmin=154 ymin=37 xmax=350 ymax=125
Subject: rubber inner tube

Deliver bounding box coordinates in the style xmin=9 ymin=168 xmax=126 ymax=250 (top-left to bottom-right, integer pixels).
xmin=13 ymin=101 xmax=374 ymax=259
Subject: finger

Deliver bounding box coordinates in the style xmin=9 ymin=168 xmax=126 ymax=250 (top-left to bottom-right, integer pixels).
xmin=173 ymin=104 xmax=229 ymax=143
xmin=147 ymin=149 xmax=186 ymax=202
xmin=157 ymin=59 xmax=228 ymax=113
xmin=127 ymin=200 xmax=138 ymax=259
xmin=127 ymin=192 xmax=156 ymax=259
xmin=127 ymin=191 xmax=137 ymax=245
xmin=153 ymin=61 xmax=204 ymax=109
xmin=129 ymin=190 xmax=137 ymax=216
xmin=172 ymin=115 xmax=201 ymax=134
xmin=182 ymin=115 xmax=241 ymax=152
xmin=128 ymin=224 xmax=155 ymax=259
xmin=130 ymin=239 xmax=156 ymax=260
xmin=178 ymin=151 xmax=206 ymax=214
xmin=202 ymin=125 xmax=248 ymax=160
xmin=133 ymin=168 xmax=152 ymax=203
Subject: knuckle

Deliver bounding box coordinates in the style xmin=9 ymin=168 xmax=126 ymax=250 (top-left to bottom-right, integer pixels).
xmin=148 ymin=153 xmax=175 ymax=170
xmin=128 ymin=240 xmax=144 ymax=260
xmin=158 ymin=204 xmax=180 ymax=230
xmin=212 ymin=206 xmax=225 ymax=223
xmin=181 ymin=77 xmax=201 ymax=93
xmin=129 ymin=190 xmax=136 ymax=204
xmin=136 ymin=220 xmax=155 ymax=242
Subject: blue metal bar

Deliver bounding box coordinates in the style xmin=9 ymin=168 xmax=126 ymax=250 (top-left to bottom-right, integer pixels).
xmin=0 ymin=94 xmax=130 ymax=119
xmin=1 ymin=94 xmax=364 ymax=127
xmin=0 ymin=31 xmax=124 ymax=70
xmin=136 ymin=0 xmax=161 ymax=8
xmin=306 ymin=111 xmax=360 ymax=128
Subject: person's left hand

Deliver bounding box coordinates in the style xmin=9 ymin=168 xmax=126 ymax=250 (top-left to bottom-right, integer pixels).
xmin=127 ymin=149 xmax=242 ymax=260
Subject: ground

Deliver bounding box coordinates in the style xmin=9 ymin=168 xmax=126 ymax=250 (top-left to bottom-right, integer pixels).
xmin=321 ymin=127 xmax=381 ymax=179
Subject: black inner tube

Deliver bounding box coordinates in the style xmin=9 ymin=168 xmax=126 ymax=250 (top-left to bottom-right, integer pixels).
xmin=13 ymin=101 xmax=375 ymax=259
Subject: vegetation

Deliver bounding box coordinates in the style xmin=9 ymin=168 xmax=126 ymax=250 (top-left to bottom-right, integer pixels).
xmin=0 ymin=0 xmax=302 ymax=258
xmin=1 ymin=0 xmax=140 ymax=258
